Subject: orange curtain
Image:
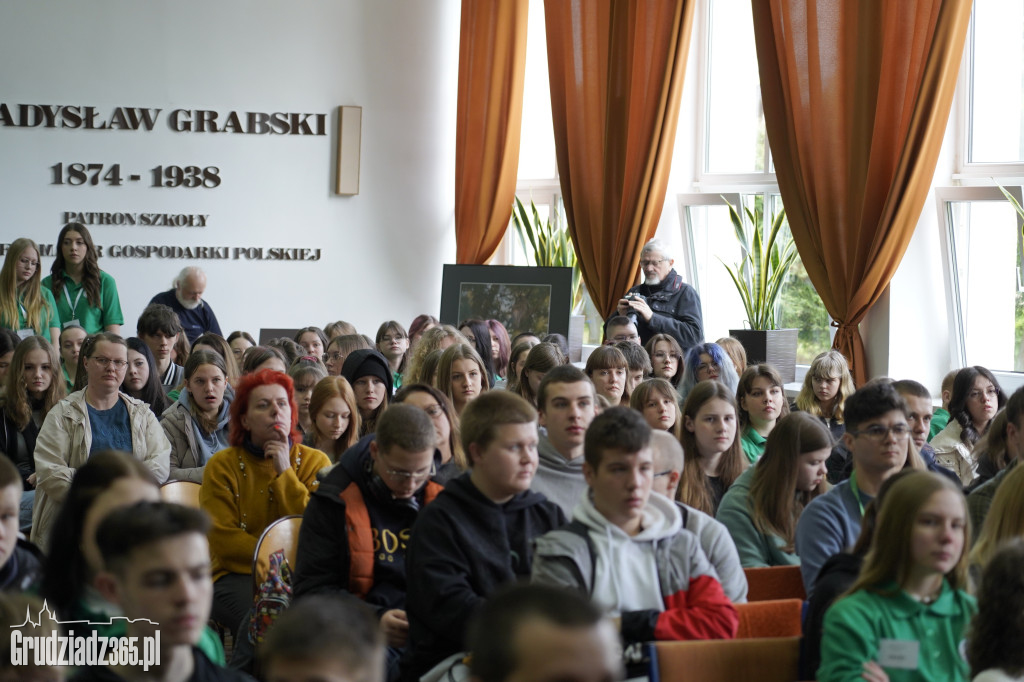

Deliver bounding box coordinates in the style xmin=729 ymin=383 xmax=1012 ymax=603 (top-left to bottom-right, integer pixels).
xmin=752 ymin=0 xmax=972 ymax=383
xmin=454 ymin=0 xmax=529 ymax=265
xmin=544 ymin=0 xmax=695 ymax=318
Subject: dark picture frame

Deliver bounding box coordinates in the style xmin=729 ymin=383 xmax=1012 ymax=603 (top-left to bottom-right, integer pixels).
xmin=439 ymin=264 xmax=573 ymax=339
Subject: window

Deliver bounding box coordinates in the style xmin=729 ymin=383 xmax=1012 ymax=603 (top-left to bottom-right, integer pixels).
xmin=678 ymin=192 xmax=830 ymax=365
xmin=702 ymin=0 xmax=771 ymax=177
xmin=938 ymin=186 xmax=1024 ymax=372
xmin=966 ymin=0 xmax=1024 ymax=166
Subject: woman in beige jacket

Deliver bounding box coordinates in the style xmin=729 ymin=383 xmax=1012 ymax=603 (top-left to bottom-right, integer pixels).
xmin=32 ymin=332 xmax=170 ymax=550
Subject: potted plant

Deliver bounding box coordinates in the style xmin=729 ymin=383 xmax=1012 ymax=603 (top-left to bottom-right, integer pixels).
xmin=511 ymin=197 xmax=589 ymax=357
xmin=721 ymin=196 xmax=801 ymax=381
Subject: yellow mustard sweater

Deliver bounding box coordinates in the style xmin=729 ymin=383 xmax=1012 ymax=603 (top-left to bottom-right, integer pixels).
xmin=200 ymin=443 xmax=330 ymax=581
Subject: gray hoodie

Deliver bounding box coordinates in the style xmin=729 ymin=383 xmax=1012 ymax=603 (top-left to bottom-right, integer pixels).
xmin=530 ymin=433 xmax=588 ymax=517
xmin=573 ymin=491 xmax=681 ymax=616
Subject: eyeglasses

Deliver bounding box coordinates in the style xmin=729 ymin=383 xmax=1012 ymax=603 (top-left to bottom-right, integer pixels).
xmin=383 ymin=463 xmax=436 ymax=482
xmin=968 ymin=388 xmax=999 ymax=401
xmin=697 ymin=362 xmax=720 ymax=374
xmin=654 ymin=470 xmax=674 ymax=478
xmin=640 ymin=258 xmax=668 ymax=268
xmin=90 ymin=356 xmax=128 ymax=370
xmin=611 ymin=334 xmax=640 ymax=342
xmin=850 ymin=424 xmax=910 ymax=441
xmin=324 ymin=351 xmax=344 ymax=362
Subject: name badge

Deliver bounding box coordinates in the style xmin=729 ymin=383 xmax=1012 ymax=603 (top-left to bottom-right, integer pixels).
xmin=16 ymin=328 xmax=33 ymax=340
xmin=62 ymin=319 xmax=82 ymax=329
xmin=878 ymin=639 xmax=919 ymax=670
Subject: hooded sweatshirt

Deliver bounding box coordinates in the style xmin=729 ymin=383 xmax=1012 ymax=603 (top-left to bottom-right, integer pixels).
xmin=532 ymin=491 xmax=738 ymax=644
xmin=531 ymin=432 xmax=588 ymax=517
xmin=400 ymin=473 xmax=566 ymax=681
xmin=160 ymin=385 xmax=233 ymax=483
xmin=574 ymin=491 xmax=680 ymax=615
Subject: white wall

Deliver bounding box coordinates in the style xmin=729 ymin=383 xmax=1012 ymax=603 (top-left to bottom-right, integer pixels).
xmin=0 ymin=0 xmax=460 ymax=338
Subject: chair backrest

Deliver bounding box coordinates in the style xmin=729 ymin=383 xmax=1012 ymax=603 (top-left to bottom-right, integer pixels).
xmin=744 ymin=565 xmax=807 ymax=602
xmin=648 ymin=636 xmax=801 ymax=682
xmin=252 ymin=515 xmax=303 ymax=591
xmin=159 ymin=481 xmax=202 ymax=508
xmin=734 ymin=598 xmax=803 ymax=639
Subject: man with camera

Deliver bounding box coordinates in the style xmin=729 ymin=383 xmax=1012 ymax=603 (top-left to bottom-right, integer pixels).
xmin=615 ymin=238 xmax=703 ymax=353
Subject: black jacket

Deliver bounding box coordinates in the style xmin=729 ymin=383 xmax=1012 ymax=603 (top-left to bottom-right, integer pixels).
xmin=0 ymin=406 xmax=38 ymax=489
xmin=624 ymin=269 xmax=704 ymax=351
xmin=800 ymin=552 xmax=863 ymax=680
xmin=400 ymin=473 xmax=566 ymax=681
xmin=293 ymin=434 xmax=436 ymax=614
xmin=0 ymin=539 xmax=43 ymax=593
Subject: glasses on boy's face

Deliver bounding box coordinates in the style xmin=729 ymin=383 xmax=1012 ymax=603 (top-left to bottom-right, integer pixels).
xmin=850 ymin=424 xmax=910 ymax=441
xmin=382 ymin=463 xmax=436 ymax=482
xmin=611 ymin=333 xmax=640 ymax=343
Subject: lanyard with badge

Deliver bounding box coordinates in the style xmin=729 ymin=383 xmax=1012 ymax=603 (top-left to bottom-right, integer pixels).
xmin=16 ymin=301 xmax=32 ymax=339
xmin=848 ymin=470 xmax=867 ymax=518
xmin=62 ymin=285 xmax=84 ymax=329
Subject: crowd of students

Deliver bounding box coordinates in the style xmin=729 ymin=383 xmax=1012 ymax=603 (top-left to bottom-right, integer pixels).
xmin=2 ymin=226 xmax=1024 ymax=681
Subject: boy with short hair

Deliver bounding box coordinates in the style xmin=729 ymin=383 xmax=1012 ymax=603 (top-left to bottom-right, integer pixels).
xmin=293 ymin=405 xmax=441 ymax=679
xmin=795 ymin=382 xmax=926 ymax=595
xmin=260 ymin=594 xmax=385 ymax=682
xmin=467 ymin=583 xmax=623 ymax=682
xmin=80 ymin=501 xmax=251 ymax=681
xmin=603 ymin=316 xmax=640 ymax=345
xmin=891 ymin=379 xmax=960 ymax=484
xmin=929 ymin=369 xmax=958 ymax=441
xmin=532 ymin=365 xmax=596 ymax=516
xmin=401 ymin=392 xmax=565 ymax=681
xmin=0 ymin=456 xmax=41 ymax=593
xmin=614 ymin=341 xmax=652 ymax=401
xmin=647 ymin=431 xmax=747 ymax=603
xmin=136 ymin=304 xmax=184 ymax=393
xmin=532 ymin=407 xmax=737 ymax=647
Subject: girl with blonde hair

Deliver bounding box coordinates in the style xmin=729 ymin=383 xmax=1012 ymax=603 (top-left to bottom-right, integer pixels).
xmin=435 ymin=343 xmax=488 ymax=415
xmin=818 ymin=471 xmax=974 ymax=682
xmin=0 ymin=238 xmax=60 ymax=344
xmin=795 ymin=349 xmax=856 ymax=442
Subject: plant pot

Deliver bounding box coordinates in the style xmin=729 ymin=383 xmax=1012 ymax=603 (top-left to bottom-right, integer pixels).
xmin=728 ymin=328 xmax=799 ymax=383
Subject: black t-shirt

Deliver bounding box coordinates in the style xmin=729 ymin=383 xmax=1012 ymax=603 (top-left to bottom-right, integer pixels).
xmin=71 ymin=647 xmax=254 ymax=682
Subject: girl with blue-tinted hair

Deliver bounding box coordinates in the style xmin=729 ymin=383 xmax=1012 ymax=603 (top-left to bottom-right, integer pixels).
xmin=678 ymin=342 xmax=740 ymax=403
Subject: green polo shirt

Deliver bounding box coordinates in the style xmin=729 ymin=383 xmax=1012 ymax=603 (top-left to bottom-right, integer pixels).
xmin=818 ymin=580 xmax=975 ymax=682
xmin=42 ymin=270 xmax=124 ymax=334
xmin=7 ymin=288 xmax=59 ymax=339
xmin=929 ymin=407 xmax=950 ymax=442
xmin=740 ymin=426 xmax=767 ymax=464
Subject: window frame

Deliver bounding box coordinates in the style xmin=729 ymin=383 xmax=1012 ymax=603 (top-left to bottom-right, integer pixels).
xmin=956 ymin=2 xmax=1024 ymax=177
xmin=935 ymin=185 xmax=1024 ymax=379
xmin=697 ymin=0 xmax=776 ymax=184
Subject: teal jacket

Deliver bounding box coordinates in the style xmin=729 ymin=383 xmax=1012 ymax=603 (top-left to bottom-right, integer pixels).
xmin=818 ymin=580 xmax=975 ymax=682
xmin=716 ymin=467 xmax=799 ymax=568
